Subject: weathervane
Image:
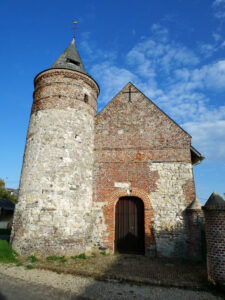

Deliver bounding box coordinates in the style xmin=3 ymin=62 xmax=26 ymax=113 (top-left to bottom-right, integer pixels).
xmin=72 ymin=20 xmax=78 ymax=40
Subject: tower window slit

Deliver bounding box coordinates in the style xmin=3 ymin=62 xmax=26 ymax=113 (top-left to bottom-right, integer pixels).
xmin=66 ymin=58 xmax=80 ymax=66
xmin=84 ymin=94 xmax=88 ymax=103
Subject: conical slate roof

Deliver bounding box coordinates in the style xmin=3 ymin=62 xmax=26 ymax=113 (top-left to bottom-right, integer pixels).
xmin=51 ymin=38 xmax=87 ymax=74
xmin=187 ymin=197 xmax=202 ymax=210
xmin=204 ymin=192 xmax=225 ymax=207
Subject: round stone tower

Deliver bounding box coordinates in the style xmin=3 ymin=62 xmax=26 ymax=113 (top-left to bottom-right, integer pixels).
xmin=11 ymin=38 xmax=99 ymax=256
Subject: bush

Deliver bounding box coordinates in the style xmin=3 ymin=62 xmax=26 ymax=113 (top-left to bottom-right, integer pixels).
xmin=0 ymin=240 xmax=18 ymax=263
xmin=0 ymin=179 xmax=5 ymax=189
xmin=0 ymin=187 xmax=17 ymax=203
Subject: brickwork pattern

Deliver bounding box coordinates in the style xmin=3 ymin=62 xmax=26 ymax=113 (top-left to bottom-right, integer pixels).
xmin=33 ymin=69 xmax=99 ymax=115
xmin=93 ymin=83 xmax=196 ymax=258
xmin=203 ymin=208 xmax=225 ymax=287
xmin=101 ymin=188 xmax=155 ymax=254
xmin=11 ymin=76 xmax=199 ymax=259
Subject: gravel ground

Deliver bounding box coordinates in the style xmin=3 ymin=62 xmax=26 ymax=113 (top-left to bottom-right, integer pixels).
xmin=0 ymin=264 xmax=223 ymax=300
xmin=22 ymin=253 xmax=207 ymax=288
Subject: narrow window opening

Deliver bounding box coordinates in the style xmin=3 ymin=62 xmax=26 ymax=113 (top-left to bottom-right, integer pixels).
xmin=84 ymin=94 xmax=88 ymax=103
xmin=66 ymin=58 xmax=80 ymax=66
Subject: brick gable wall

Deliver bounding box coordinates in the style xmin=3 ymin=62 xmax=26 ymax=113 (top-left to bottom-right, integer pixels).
xmin=93 ymin=83 xmax=196 ymax=257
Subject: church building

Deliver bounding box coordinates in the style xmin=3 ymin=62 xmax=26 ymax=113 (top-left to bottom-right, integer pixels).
xmin=11 ymin=36 xmax=204 ymax=259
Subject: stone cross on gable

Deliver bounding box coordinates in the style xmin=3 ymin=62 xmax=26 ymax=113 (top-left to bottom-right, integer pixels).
xmin=122 ymin=86 xmax=138 ymax=102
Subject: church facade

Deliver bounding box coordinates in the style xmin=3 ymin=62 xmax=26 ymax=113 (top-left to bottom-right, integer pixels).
xmin=11 ymin=38 xmax=204 ymax=258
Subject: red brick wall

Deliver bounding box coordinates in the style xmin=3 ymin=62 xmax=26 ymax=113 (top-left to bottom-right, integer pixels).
xmin=93 ymin=83 xmax=193 ymax=254
xmin=101 ymin=188 xmax=155 ymax=253
xmin=203 ymin=208 xmax=225 ymax=287
xmin=33 ymin=69 xmax=99 ymax=115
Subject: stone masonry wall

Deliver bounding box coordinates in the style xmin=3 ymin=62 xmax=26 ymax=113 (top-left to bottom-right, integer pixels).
xmin=93 ymin=83 xmax=196 ymax=258
xmin=11 ymin=69 xmax=99 ymax=256
xmin=186 ymin=209 xmax=204 ymax=261
xmin=149 ymin=162 xmax=194 ymax=258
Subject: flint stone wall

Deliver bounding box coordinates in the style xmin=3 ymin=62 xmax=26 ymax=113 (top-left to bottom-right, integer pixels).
xmin=150 ymin=162 xmax=194 ymax=258
xmin=11 ymin=69 xmax=99 ymax=256
xmin=11 ymin=78 xmax=198 ymax=258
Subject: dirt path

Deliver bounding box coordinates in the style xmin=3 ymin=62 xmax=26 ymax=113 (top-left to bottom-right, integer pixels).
xmin=0 ymin=264 xmax=223 ymax=300
xmin=0 ymin=273 xmax=75 ymax=300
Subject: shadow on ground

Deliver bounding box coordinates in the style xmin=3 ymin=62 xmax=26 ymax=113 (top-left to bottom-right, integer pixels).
xmin=29 ymin=253 xmax=208 ymax=288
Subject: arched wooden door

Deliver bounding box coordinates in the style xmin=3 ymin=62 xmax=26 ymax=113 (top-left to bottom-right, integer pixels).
xmin=115 ymin=196 xmax=145 ymax=254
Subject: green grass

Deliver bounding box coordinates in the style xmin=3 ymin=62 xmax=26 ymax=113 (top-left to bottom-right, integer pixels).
xmin=46 ymin=255 xmax=65 ymax=261
xmin=77 ymin=253 xmax=86 ymax=259
xmin=70 ymin=253 xmax=87 ymax=259
xmin=26 ymin=265 xmax=34 ymax=270
xmin=100 ymin=251 xmax=109 ymax=256
xmin=28 ymin=255 xmax=38 ymax=263
xmin=70 ymin=253 xmax=87 ymax=260
xmin=0 ymin=240 xmax=18 ymax=263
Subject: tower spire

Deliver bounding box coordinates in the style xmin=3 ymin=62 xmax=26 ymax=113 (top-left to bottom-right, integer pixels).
xmin=51 ymin=21 xmax=87 ymax=74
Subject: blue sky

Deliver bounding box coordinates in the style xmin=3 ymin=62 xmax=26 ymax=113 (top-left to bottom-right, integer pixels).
xmin=0 ymin=0 xmax=224 ymax=203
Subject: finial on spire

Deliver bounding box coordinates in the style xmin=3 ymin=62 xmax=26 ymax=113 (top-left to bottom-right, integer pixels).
xmin=72 ymin=20 xmax=78 ymax=40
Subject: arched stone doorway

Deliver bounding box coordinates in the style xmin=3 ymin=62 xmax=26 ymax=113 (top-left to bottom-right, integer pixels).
xmin=115 ymin=196 xmax=145 ymax=254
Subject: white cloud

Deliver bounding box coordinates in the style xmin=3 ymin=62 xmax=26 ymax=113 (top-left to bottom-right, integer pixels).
xmin=213 ymin=0 xmax=225 ymax=7
xmin=91 ymin=62 xmax=137 ymax=105
xmin=80 ymin=32 xmax=117 ymax=63
xmin=212 ymin=33 xmax=221 ymax=41
xmin=151 ymin=23 xmax=169 ymax=42
xmin=87 ymin=25 xmax=225 ymax=162
xmin=199 ymin=37 xmax=225 ymax=58
xmin=199 ymin=43 xmax=217 ymax=57
xmin=184 ymin=120 xmax=225 ymax=161
xmin=126 ymin=30 xmax=199 ymax=74
xmin=212 ymin=0 xmax=225 ymax=18
xmin=174 ymin=60 xmax=225 ymax=91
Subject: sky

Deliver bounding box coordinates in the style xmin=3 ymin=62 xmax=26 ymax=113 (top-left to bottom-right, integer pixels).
xmin=0 ymin=0 xmax=224 ymax=203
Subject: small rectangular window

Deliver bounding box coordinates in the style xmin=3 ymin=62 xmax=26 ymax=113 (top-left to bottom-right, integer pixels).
xmin=66 ymin=58 xmax=80 ymax=66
